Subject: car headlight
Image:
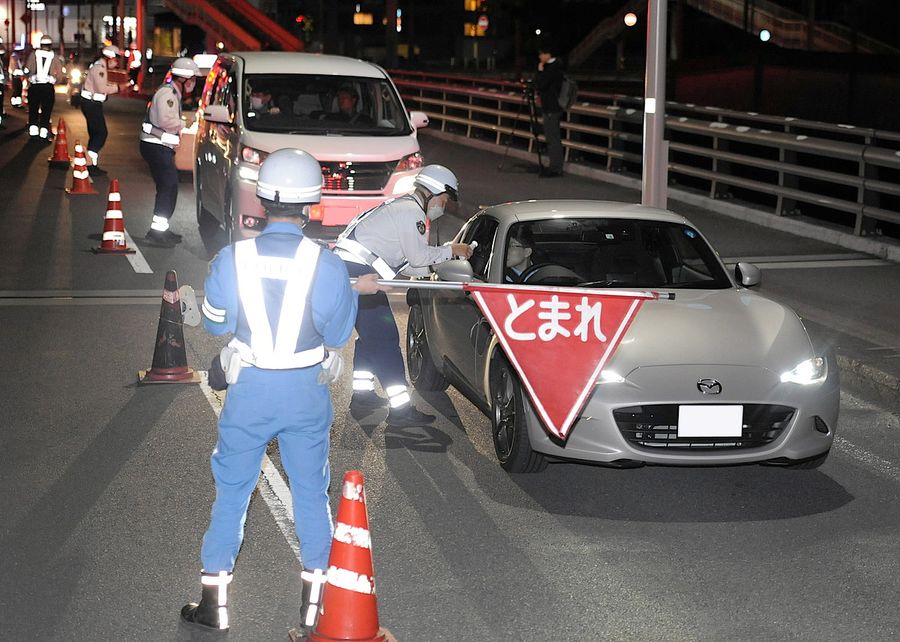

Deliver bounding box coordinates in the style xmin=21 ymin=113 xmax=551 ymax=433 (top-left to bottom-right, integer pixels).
xmin=240 ymin=145 xmax=269 ymax=166
xmin=780 ymin=357 xmax=827 ymax=385
xmin=597 ymin=370 xmax=625 ymax=384
xmin=70 ymin=69 xmax=82 ymax=83
xmin=396 ymin=152 xmax=424 ymax=172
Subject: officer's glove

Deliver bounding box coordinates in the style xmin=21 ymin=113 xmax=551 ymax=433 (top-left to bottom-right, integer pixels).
xmin=318 ymin=350 xmax=343 ymax=385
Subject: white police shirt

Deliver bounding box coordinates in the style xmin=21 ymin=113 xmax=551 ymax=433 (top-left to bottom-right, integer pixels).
xmin=348 ymin=194 xmax=452 ymax=277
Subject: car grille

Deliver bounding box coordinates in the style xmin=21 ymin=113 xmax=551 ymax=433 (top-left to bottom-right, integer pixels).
xmin=613 ymin=404 xmax=795 ymax=451
xmin=320 ymin=161 xmax=396 ymax=192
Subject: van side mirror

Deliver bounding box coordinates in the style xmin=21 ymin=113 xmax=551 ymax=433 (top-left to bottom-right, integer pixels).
xmin=734 ymin=261 xmax=761 ymax=287
xmin=203 ymin=104 xmax=233 ymax=125
xmin=409 ymin=110 xmax=429 ymax=129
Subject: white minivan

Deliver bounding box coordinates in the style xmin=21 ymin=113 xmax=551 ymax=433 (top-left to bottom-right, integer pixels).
xmin=194 ymin=51 xmax=429 ymax=240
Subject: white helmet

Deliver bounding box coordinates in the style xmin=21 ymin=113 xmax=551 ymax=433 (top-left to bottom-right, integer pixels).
xmin=256 ymin=149 xmax=323 ymax=206
xmin=39 ymin=36 xmax=53 ymax=49
xmin=102 ymin=45 xmax=120 ymax=58
xmin=414 ymin=164 xmax=459 ymax=201
xmin=170 ymin=57 xmax=201 ymax=78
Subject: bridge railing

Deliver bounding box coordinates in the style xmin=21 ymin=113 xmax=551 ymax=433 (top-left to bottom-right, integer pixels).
xmin=391 ymin=71 xmax=900 ymax=237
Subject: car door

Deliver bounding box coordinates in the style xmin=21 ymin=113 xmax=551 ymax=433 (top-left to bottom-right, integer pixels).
xmin=430 ymin=215 xmax=499 ymax=390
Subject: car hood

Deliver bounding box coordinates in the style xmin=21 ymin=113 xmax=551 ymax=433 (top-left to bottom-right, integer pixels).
xmin=606 ymin=289 xmax=815 ymax=374
xmin=239 ymin=129 xmax=418 ymax=162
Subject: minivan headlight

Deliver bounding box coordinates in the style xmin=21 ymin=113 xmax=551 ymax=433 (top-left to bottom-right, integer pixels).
xmin=780 ymin=357 xmax=826 ymax=385
xmin=241 ymin=145 xmax=269 ymax=165
xmin=395 ymin=152 xmax=424 ymax=172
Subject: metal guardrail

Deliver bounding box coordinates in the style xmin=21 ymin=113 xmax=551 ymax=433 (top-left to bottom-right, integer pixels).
xmin=391 ymin=71 xmax=900 ymax=237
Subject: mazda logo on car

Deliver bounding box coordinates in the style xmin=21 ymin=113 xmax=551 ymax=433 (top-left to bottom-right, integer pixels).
xmin=697 ymin=378 xmax=722 ymax=395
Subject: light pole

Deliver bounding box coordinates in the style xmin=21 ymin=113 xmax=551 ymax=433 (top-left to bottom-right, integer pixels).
xmin=642 ymin=0 xmax=669 ymax=209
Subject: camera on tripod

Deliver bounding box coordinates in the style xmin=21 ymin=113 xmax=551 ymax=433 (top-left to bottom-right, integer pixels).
xmin=518 ymin=77 xmax=536 ymax=100
xmin=497 ymin=76 xmax=545 ymax=173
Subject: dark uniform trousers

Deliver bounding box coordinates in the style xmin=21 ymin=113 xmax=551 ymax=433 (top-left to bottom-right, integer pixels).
xmin=139 ymin=141 xmax=178 ymax=219
xmin=28 ymin=83 xmax=55 ymax=132
xmin=81 ymin=100 xmax=108 ymax=154
xmin=343 ymin=260 xmax=407 ymax=388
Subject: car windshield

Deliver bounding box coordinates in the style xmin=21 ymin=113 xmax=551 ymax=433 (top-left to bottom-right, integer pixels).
xmin=242 ymin=73 xmax=411 ymax=136
xmin=503 ymin=217 xmax=732 ymax=289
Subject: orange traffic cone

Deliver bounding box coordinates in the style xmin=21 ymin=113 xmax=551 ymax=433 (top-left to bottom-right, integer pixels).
xmin=303 ymin=470 xmax=394 ymax=642
xmin=65 ymin=141 xmax=97 ymax=195
xmin=139 ymin=270 xmax=200 ymax=384
xmin=92 ymin=179 xmax=136 ymax=254
xmin=47 ymin=118 xmax=71 ymax=167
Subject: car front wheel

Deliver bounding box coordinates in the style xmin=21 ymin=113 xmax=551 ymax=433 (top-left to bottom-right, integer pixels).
xmin=489 ymin=354 xmax=547 ymax=473
xmin=406 ymin=303 xmax=448 ymax=392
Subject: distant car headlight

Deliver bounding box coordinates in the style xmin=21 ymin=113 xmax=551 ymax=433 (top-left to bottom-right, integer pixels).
xmin=70 ymin=68 xmax=83 ymax=84
xmin=241 ymin=145 xmax=268 ymax=166
xmin=780 ymin=357 xmax=827 ymax=385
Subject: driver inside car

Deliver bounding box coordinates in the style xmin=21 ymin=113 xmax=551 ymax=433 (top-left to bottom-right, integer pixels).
xmin=504 ymin=226 xmax=535 ymax=283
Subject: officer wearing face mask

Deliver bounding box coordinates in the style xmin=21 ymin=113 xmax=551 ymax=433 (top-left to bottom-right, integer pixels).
xmin=334 ymin=164 xmax=474 ymax=426
xmin=139 ymin=57 xmax=201 ymax=247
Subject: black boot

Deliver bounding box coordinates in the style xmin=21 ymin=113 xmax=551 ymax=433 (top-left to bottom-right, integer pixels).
xmin=386 ymin=403 xmax=436 ymax=427
xmin=349 ymin=390 xmax=387 ymax=413
xmin=181 ymin=571 xmax=232 ymax=632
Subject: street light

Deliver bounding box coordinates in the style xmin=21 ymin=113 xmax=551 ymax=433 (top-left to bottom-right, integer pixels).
xmin=759 ymin=29 xmax=771 ymax=42
xmin=624 ymin=12 xmax=637 ymax=27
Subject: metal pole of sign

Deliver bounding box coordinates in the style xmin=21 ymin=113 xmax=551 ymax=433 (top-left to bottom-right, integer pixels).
xmin=642 ymin=0 xmax=669 ymax=210
xmin=349 ymin=279 xmax=672 ymax=299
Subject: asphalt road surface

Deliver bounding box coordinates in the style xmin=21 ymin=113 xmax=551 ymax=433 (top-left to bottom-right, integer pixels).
xmin=1 ymin=94 xmax=898 ymax=641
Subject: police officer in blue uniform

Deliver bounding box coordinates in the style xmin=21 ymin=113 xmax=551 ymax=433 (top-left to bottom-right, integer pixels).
xmin=334 ymin=164 xmax=474 ymax=426
xmin=181 ymin=148 xmax=384 ymax=633
xmin=139 ymin=57 xmax=200 ymax=247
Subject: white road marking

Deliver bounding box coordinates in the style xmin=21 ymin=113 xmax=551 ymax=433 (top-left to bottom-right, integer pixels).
xmin=834 ymin=436 xmax=900 ymax=482
xmin=124 ymin=229 xmax=153 ymax=273
xmin=197 ymin=372 xmax=303 ymax=562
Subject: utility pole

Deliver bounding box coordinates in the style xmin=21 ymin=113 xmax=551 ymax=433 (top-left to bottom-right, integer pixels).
xmin=385 ymin=0 xmax=397 ymax=68
xmin=642 ymin=0 xmax=669 ymax=209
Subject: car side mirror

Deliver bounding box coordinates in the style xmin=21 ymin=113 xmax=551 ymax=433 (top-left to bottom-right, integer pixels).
xmin=434 ymin=259 xmax=474 ymax=283
xmin=409 ymin=110 xmax=429 ymax=129
xmin=203 ymin=104 xmax=233 ymax=125
xmin=734 ymin=261 xmax=761 ymax=287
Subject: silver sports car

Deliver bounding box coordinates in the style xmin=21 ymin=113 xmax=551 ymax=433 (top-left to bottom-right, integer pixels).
xmin=406 ymin=200 xmax=839 ymax=473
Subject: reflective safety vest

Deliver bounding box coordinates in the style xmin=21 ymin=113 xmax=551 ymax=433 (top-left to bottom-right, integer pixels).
xmin=333 ymin=196 xmax=412 ymax=279
xmin=228 ymin=236 xmax=326 ymax=370
xmin=30 ymin=51 xmax=55 ymax=84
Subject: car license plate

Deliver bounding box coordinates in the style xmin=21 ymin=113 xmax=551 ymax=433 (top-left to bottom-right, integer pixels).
xmin=677 ymin=405 xmax=743 ymax=438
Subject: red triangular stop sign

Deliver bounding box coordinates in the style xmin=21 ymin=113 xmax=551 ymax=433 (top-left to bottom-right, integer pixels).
xmin=464 ymin=284 xmax=653 ymax=441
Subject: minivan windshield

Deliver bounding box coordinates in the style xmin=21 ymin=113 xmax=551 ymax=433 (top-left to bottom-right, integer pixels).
xmin=243 ymin=73 xmax=412 ymax=136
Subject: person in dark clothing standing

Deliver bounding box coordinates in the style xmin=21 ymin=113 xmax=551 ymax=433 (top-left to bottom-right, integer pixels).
xmin=534 ymin=41 xmax=565 ymax=177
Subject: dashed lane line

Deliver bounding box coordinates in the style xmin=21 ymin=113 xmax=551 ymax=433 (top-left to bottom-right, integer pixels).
xmin=197 ymin=371 xmax=303 ymax=563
